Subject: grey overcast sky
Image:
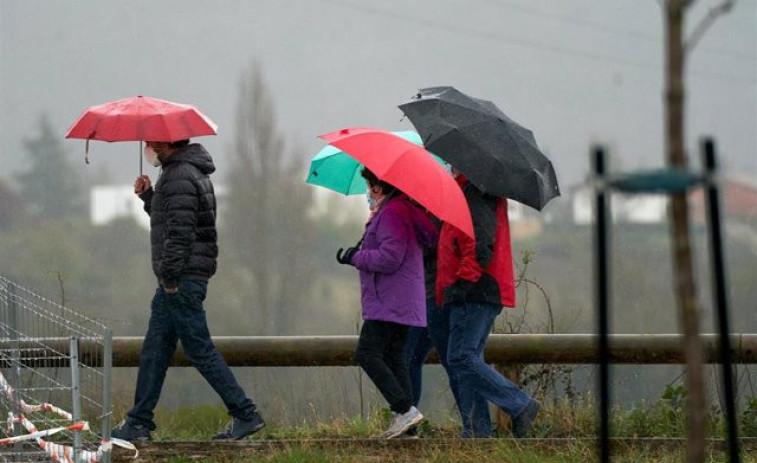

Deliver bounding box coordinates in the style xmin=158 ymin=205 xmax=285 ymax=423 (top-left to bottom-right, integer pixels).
xmin=1 ymin=0 xmax=755 ymax=199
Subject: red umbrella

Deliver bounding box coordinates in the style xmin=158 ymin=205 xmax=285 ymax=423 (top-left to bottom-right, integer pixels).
xmin=65 ymin=95 xmax=218 ymax=142
xmin=65 ymin=95 xmax=218 ymax=173
xmin=319 ymin=127 xmax=474 ymax=239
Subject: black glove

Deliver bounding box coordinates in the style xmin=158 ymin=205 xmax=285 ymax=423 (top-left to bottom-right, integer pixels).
xmin=336 ymin=246 xmax=358 ymax=266
xmin=443 ymin=280 xmax=473 ymax=305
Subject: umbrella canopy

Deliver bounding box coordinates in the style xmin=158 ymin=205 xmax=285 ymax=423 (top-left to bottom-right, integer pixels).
xmin=318 ymin=127 xmax=474 ymax=239
xmin=307 ymin=130 xmax=445 ymax=195
xmin=399 ymin=86 xmax=560 ymax=211
xmin=65 ymin=95 xmax=218 ymax=142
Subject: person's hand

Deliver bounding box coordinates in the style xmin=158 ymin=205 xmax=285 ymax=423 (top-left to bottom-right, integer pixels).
xmin=134 ymin=175 xmax=152 ymax=195
xmin=443 ymin=280 xmax=473 ymax=305
xmin=164 ymin=285 xmax=179 ymax=295
xmin=336 ymin=246 xmax=358 ymax=266
xmin=162 ymin=279 xmax=179 ymax=294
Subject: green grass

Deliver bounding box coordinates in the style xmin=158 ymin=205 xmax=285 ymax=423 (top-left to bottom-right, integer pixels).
xmin=151 ymin=441 xmax=755 ymax=463
xmin=113 ymin=390 xmax=757 ymax=463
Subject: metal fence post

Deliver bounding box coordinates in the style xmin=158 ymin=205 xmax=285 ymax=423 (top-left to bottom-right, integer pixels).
xmin=102 ymin=328 xmax=113 ymax=463
xmin=701 ymin=137 xmax=740 ymax=462
xmin=70 ymin=336 xmax=82 ymax=461
xmin=592 ymin=145 xmax=611 ymax=463
xmin=7 ymin=282 xmax=23 ymax=462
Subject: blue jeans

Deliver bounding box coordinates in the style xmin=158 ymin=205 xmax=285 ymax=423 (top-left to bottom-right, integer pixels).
xmin=404 ymin=324 xmax=432 ymax=407
xmin=405 ymin=298 xmax=492 ymax=437
xmin=448 ymin=302 xmax=531 ymax=427
xmin=127 ymin=280 xmax=256 ymax=430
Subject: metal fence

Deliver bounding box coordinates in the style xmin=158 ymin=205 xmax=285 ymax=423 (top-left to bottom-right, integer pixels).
xmin=0 ymin=277 xmax=113 ymax=463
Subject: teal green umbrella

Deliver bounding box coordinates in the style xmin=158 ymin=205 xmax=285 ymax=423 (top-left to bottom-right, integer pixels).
xmin=306 ymin=130 xmax=444 ymax=195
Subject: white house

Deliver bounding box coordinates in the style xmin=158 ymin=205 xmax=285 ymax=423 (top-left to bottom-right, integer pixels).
xmin=571 ymin=183 xmax=668 ymax=225
xmin=90 ymin=185 xmax=150 ymax=229
xmin=90 ymin=184 xmax=228 ymax=229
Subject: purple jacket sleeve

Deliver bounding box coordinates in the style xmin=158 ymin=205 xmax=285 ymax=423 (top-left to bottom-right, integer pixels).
xmin=352 ymin=207 xmax=410 ymax=274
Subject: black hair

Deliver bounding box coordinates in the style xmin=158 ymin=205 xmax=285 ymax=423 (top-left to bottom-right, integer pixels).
xmin=169 ymin=139 xmax=190 ymax=149
xmin=360 ymin=168 xmax=397 ymax=196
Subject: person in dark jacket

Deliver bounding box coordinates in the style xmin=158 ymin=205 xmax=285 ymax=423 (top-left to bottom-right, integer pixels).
xmin=336 ymin=168 xmax=438 ymax=439
xmin=111 ymin=140 xmax=264 ymax=443
xmin=436 ymin=169 xmax=540 ymax=438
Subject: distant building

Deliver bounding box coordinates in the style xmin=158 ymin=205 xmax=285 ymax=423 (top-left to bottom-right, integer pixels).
xmin=90 ymin=184 xmax=228 ymax=229
xmin=565 ymin=175 xmax=757 ymax=226
xmin=507 ymin=199 xmax=544 ymax=240
xmin=90 ymin=185 xmax=150 ymax=229
xmin=689 ymin=176 xmax=757 ymax=225
xmin=305 ymin=187 xmax=367 ymax=224
xmin=570 ymin=183 xmax=668 ymax=225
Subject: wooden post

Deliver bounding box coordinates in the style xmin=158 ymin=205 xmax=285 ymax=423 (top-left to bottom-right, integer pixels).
xmin=664 ymin=2 xmax=706 ymax=461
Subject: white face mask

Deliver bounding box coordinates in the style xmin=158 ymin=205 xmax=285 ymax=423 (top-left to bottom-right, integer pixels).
xmin=366 ymin=191 xmax=377 ymax=210
xmin=144 ymin=146 xmax=161 ymax=167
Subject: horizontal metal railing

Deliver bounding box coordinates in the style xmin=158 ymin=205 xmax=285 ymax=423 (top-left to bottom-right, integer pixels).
xmin=1 ymin=334 xmax=755 ymax=368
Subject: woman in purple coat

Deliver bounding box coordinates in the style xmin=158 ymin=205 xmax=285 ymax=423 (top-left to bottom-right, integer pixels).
xmin=336 ymin=168 xmax=438 ymax=439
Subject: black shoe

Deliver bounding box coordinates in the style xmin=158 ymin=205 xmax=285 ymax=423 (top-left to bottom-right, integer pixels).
xmin=512 ymin=400 xmax=540 ymax=438
xmin=212 ymin=412 xmax=265 ymax=440
xmin=111 ymin=419 xmax=151 ymax=444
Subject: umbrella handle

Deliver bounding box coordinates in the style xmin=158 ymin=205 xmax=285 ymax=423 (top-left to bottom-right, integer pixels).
xmin=423 ymin=132 xmax=433 ymax=146
xmin=85 ymin=139 xmax=90 ymax=164
xmin=139 ymin=141 xmax=143 ymax=176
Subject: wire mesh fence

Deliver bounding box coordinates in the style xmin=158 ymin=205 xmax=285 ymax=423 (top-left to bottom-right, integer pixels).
xmin=0 ymin=276 xmax=113 ymax=463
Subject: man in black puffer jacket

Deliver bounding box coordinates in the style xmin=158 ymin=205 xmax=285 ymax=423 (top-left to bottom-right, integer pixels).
xmin=112 ymin=140 xmax=265 ymax=443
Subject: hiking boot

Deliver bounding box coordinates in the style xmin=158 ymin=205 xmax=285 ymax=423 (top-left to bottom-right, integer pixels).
xmin=512 ymin=399 xmax=540 ymax=438
xmin=111 ymin=419 xmax=151 ymax=444
xmin=383 ymin=406 xmax=423 ymax=439
xmin=212 ymin=412 xmax=265 ymax=440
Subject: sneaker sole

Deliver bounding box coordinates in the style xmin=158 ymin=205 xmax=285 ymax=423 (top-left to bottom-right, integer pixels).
xmin=232 ymin=422 xmax=266 ymax=440
xmin=110 ymin=436 xmax=151 ymax=447
xmin=385 ymin=413 xmax=424 ymax=440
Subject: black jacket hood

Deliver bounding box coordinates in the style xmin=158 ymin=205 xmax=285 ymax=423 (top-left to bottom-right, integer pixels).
xmin=162 ymin=143 xmax=215 ymax=175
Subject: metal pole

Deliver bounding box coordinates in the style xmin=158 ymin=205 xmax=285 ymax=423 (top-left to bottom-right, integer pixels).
xmin=8 ymin=281 xmax=23 ymax=462
xmin=101 ymin=328 xmax=113 ymax=463
xmin=701 ymin=137 xmax=740 ymax=462
xmin=592 ymin=146 xmax=611 ymax=463
xmin=70 ymin=336 xmax=82 ymax=462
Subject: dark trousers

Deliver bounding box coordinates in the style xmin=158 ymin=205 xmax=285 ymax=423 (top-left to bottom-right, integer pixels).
xmin=356 ymin=319 xmax=412 ymax=414
xmin=128 ymin=280 xmax=256 ymax=429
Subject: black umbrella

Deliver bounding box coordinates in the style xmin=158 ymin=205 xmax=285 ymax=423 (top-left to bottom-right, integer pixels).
xmin=399 ymin=86 xmax=560 ymax=211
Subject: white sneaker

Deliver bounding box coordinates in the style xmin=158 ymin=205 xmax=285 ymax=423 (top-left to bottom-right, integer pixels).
xmin=383 ymin=406 xmax=423 ymax=439
xmin=372 ymin=412 xmax=398 ymax=438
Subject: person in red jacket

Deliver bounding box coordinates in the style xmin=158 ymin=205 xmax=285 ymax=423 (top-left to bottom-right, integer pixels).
xmin=435 ymin=168 xmax=540 ymax=438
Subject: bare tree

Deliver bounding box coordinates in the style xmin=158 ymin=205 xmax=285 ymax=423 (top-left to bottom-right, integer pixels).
xmin=661 ymin=1 xmax=734 ymax=461
xmin=224 ymin=63 xmax=315 ymax=335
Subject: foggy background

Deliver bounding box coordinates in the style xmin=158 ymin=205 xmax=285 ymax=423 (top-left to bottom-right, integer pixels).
xmin=2 ymin=0 xmax=755 ymax=185
xmin=1 ymin=0 xmax=755 ymax=428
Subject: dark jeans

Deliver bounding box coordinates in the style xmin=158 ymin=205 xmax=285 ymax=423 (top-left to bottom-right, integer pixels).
xmin=356 ymin=319 xmax=412 ymax=414
xmin=127 ymin=280 xmax=256 ymax=430
xmin=406 ymin=298 xmax=492 ymax=437
xmin=404 ymin=324 xmax=432 ymax=407
xmin=448 ymin=302 xmax=531 ymax=424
